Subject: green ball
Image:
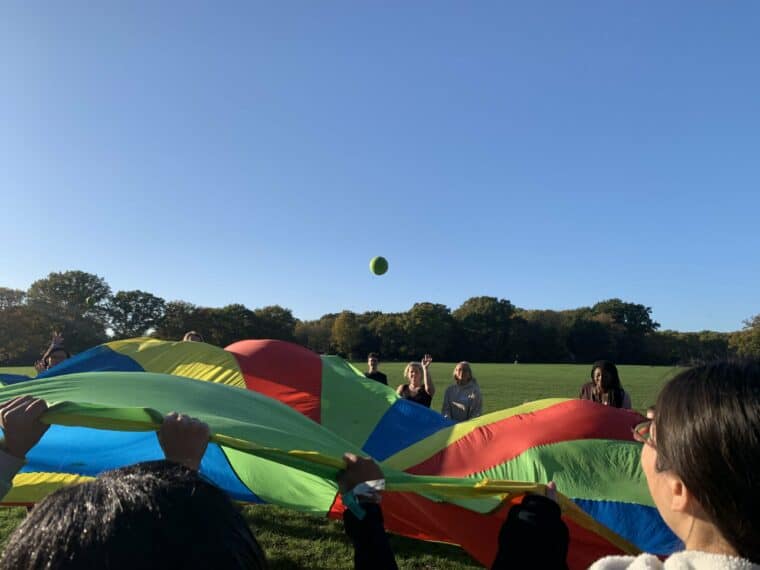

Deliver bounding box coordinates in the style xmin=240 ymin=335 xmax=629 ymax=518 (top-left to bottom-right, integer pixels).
xmin=369 ymin=256 xmax=388 ymax=275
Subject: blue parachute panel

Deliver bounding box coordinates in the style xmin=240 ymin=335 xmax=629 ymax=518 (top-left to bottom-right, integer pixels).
xmin=574 ymin=498 xmax=682 ymax=554
xmin=362 ymin=399 xmax=453 ymax=461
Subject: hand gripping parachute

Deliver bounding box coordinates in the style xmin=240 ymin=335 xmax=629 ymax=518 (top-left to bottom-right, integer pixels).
xmin=0 ymin=339 xmax=680 ymax=568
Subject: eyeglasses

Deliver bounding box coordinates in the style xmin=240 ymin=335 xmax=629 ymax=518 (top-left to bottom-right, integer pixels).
xmin=633 ymin=420 xmax=655 ymax=447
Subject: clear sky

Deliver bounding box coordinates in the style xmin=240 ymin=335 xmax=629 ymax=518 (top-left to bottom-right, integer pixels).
xmin=1 ymin=2 xmax=758 ymax=332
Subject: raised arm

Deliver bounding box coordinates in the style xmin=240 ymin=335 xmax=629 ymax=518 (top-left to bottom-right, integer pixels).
xmin=158 ymin=412 xmax=210 ymax=471
xmin=0 ymin=396 xmax=50 ymax=498
xmin=421 ymin=354 xmax=435 ymax=397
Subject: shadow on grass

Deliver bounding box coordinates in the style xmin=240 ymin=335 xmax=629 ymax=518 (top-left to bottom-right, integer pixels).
xmin=241 ymin=505 xmax=482 ymax=569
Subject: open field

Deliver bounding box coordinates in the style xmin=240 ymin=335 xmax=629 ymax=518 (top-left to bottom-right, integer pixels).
xmin=354 ymin=362 xmax=681 ymax=414
xmin=0 ymin=362 xmax=679 ymax=567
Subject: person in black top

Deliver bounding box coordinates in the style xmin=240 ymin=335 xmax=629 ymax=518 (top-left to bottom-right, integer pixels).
xmin=364 ymin=353 xmax=388 ymax=385
xmin=396 ymin=355 xmax=435 ymax=408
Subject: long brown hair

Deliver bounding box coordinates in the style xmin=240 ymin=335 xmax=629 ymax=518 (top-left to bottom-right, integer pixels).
xmin=655 ymin=360 xmax=760 ymax=562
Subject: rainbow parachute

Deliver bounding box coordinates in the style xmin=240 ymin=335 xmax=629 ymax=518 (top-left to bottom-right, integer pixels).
xmin=0 ymin=339 xmax=679 ymax=568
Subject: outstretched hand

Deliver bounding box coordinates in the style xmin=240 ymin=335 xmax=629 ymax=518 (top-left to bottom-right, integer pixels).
xmin=338 ymin=452 xmax=384 ymax=495
xmin=158 ymin=412 xmax=210 ymax=471
xmin=0 ymin=396 xmax=50 ymax=459
xmin=421 ymin=354 xmax=433 ymax=369
xmin=545 ymin=481 xmax=558 ymax=503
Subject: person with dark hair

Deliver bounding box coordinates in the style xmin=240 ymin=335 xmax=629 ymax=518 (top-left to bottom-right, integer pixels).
xmin=33 ymin=332 xmax=71 ymax=373
xmin=0 ymin=401 xmax=268 ymax=570
xmin=364 ymin=353 xmax=388 ymax=385
xmin=441 ymin=361 xmax=483 ymax=422
xmin=182 ymin=330 xmax=204 ymax=342
xmin=396 ymin=355 xmax=435 ymax=407
xmin=588 ymin=359 xmax=760 ymax=568
xmin=578 ymin=360 xmax=632 ymax=409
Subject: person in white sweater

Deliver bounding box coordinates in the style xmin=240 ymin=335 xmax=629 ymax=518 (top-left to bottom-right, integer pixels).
xmin=441 ymin=361 xmax=483 ymax=422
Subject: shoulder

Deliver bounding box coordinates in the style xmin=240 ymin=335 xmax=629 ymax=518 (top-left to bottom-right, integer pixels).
xmin=590 ymin=551 xmax=760 ymax=570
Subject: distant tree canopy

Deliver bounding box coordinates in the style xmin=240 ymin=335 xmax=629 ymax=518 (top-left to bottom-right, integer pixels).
xmin=0 ymin=270 xmax=747 ymax=366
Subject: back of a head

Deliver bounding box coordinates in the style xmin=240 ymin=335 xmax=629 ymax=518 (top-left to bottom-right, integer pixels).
xmin=655 ymin=359 xmax=760 ymax=563
xmin=0 ymin=461 xmax=267 ymax=570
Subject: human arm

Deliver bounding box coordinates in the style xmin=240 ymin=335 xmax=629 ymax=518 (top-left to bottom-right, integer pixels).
xmin=441 ymin=386 xmax=451 ymax=419
xmin=470 ymin=385 xmax=483 ymax=419
xmin=0 ymin=396 xmax=50 ymax=498
xmin=338 ymin=453 xmax=397 ymax=570
xmin=491 ymin=482 xmax=568 ymax=570
xmin=421 ymin=354 xmax=435 ymax=397
xmin=158 ymin=412 xmax=210 ymax=471
xmin=395 ymin=384 xmax=404 ymax=397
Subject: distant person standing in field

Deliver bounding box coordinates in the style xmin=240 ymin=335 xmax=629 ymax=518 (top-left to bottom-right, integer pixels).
xmin=441 ymin=361 xmax=483 ymax=422
xmin=579 ymin=360 xmax=632 ymax=409
xmin=396 ymin=355 xmax=435 ymax=407
xmin=182 ymin=331 xmax=204 ymax=342
xmin=364 ymin=353 xmax=388 ymax=385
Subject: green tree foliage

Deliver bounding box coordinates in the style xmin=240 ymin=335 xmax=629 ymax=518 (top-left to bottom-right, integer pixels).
xmin=331 ymin=311 xmax=362 ymax=359
xmin=453 ymin=296 xmax=515 ymax=362
xmin=592 ymin=299 xmax=660 ymax=335
xmin=729 ymin=314 xmax=760 ymax=358
xmin=295 ymin=317 xmax=334 ymax=354
xmin=0 ymin=269 xmax=748 ymax=366
xmin=253 ymin=306 xmax=296 ymax=341
xmin=25 ymin=271 xmax=111 ymax=353
xmin=367 ymin=313 xmax=408 ymax=360
xmin=405 ymin=303 xmax=454 ymax=359
xmin=153 ymin=301 xmax=200 ymax=341
xmin=108 ymin=290 xmax=166 ymax=339
xmin=0 ymin=288 xmax=25 ymax=310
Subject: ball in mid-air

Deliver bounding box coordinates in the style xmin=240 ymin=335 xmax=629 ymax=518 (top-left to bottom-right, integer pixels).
xmin=369 ymin=256 xmax=388 ymax=275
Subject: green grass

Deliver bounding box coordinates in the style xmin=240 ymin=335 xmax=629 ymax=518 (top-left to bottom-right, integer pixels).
xmin=0 ymin=367 xmax=36 ymax=377
xmin=0 ymin=363 xmax=679 ymax=567
xmin=357 ymin=362 xmax=680 ymax=414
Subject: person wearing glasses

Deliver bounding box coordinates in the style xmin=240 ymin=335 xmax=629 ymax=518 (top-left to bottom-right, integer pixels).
xmin=579 ymin=360 xmax=632 ymax=409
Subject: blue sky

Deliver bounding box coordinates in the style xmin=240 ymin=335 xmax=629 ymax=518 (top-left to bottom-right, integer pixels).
xmin=1 ymin=2 xmax=758 ymax=332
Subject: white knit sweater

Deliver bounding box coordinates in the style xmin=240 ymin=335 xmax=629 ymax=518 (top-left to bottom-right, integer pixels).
xmin=590 ymin=551 xmax=760 ymax=570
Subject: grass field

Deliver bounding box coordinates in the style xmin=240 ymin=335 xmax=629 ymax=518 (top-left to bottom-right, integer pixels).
xmin=0 ymin=363 xmax=679 ymax=568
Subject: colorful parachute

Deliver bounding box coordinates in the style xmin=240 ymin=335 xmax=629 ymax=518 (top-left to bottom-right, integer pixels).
xmin=0 ymin=338 xmax=679 ymax=568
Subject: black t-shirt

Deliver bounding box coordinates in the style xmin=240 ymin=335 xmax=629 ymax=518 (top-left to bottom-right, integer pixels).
xmin=398 ymin=384 xmax=432 ymax=408
xmin=365 ymin=371 xmax=388 ymax=385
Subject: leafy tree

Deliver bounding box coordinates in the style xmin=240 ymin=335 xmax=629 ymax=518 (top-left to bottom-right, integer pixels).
xmin=405 ymin=303 xmax=454 ymax=360
xmin=24 ymin=271 xmax=111 ymax=353
xmin=0 ymin=288 xmax=25 ymax=310
xmin=253 ymin=305 xmax=296 ymax=341
xmin=0 ymin=305 xmax=49 ymax=364
xmin=295 ymin=317 xmax=334 ymax=354
xmin=367 ymin=313 xmax=408 ymax=361
xmin=453 ymin=296 xmax=515 ymax=361
xmin=108 ymin=290 xmax=166 ymax=339
xmin=154 ymin=301 xmax=200 ymax=340
xmin=592 ymin=299 xmax=660 ymax=335
xmin=331 ymin=311 xmax=362 ymax=358
xmin=730 ymin=314 xmax=760 ymax=358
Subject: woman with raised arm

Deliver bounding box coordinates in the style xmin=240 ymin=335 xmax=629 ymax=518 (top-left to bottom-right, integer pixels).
xmin=396 ymin=354 xmax=435 ymax=408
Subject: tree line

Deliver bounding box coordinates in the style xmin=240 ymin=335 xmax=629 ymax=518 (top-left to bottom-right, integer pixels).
xmin=1 ymin=271 xmax=758 ymax=366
